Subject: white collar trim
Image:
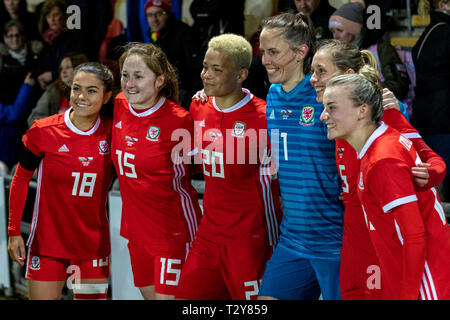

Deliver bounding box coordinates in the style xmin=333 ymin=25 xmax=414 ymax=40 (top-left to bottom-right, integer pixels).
xmin=212 ymin=88 xmax=253 ymax=113
xmin=128 ymin=97 xmax=166 ymax=118
xmin=358 ymin=122 xmax=388 ymax=159
xmin=64 ymin=108 xmax=101 ymax=135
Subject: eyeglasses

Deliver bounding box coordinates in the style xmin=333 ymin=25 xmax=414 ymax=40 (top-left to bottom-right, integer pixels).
xmin=5 ymin=33 xmax=21 ymax=39
xmin=146 ymin=11 xmax=166 ymax=19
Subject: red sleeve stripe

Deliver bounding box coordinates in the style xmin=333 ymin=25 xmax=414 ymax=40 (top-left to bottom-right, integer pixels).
xmin=260 ymin=150 xmax=280 ymax=246
xmin=172 ymin=163 xmax=199 ymax=242
xmin=382 ymin=195 xmax=418 ymax=213
xmin=26 ymin=160 xmax=43 ymax=248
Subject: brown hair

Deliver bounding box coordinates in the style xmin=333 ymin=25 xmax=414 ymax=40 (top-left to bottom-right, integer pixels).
xmin=38 ymin=0 xmax=68 ymax=36
xmin=119 ymin=43 xmax=179 ymax=103
xmin=262 ymin=12 xmax=317 ymax=74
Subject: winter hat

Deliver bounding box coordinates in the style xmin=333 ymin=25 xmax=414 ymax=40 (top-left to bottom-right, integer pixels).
xmin=329 ymin=2 xmax=364 ymax=37
xmin=144 ymin=0 xmax=172 ymax=14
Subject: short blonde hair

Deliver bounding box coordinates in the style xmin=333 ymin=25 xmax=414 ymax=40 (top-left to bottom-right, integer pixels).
xmin=207 ymin=33 xmax=252 ymax=70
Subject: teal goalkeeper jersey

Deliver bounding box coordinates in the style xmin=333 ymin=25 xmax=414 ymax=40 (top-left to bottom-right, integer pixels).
xmin=266 ymin=73 xmax=344 ymax=260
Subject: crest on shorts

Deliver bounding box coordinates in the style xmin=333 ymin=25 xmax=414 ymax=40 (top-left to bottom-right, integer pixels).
xmin=299 ymin=106 xmax=315 ymax=126
xmin=99 ymin=140 xmax=109 ymax=155
xmin=147 ymin=126 xmax=160 ymax=141
xmin=30 ymin=256 xmax=40 ymax=270
xmin=231 ymin=122 xmax=246 ymax=137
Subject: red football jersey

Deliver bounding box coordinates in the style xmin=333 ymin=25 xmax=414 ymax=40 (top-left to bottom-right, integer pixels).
xmin=336 ymin=109 xmax=420 ymax=207
xmin=336 ymin=110 xmax=420 ymax=264
xmin=112 ymin=93 xmax=202 ymax=248
xmin=17 ymin=110 xmax=113 ymax=259
xmin=337 ymin=109 xmax=446 ymax=299
xmin=357 ymin=123 xmax=450 ymax=299
xmin=190 ymin=89 xmax=281 ymax=246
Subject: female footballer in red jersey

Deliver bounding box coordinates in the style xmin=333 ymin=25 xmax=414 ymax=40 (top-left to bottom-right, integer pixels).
xmin=113 ymin=43 xmax=202 ymax=300
xmin=311 ymin=40 xmax=446 ymax=299
xmin=321 ymin=73 xmax=450 ymax=300
xmin=175 ymin=33 xmax=281 ymax=301
xmin=8 ymin=62 xmax=115 ymax=300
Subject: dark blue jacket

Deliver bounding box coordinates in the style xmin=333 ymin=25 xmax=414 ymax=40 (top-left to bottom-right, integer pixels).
xmin=0 ymin=83 xmax=34 ymax=168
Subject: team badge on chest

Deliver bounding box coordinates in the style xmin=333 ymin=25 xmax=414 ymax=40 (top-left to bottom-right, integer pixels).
xmin=98 ymin=140 xmax=110 ymax=155
xmin=147 ymin=126 xmax=160 ymax=141
xmin=299 ymin=106 xmax=315 ymax=126
xmin=231 ymin=121 xmax=246 ymax=138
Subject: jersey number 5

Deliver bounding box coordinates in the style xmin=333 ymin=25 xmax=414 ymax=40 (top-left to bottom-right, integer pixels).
xmin=338 ymin=165 xmax=349 ymax=193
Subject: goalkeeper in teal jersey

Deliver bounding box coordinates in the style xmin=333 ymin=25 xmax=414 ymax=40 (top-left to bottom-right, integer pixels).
xmin=258 ymin=12 xmax=344 ymax=300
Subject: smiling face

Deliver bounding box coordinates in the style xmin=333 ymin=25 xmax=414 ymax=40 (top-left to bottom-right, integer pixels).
xmin=259 ymin=28 xmax=302 ymax=89
xmin=320 ymin=85 xmax=360 ymax=140
xmin=201 ymin=48 xmax=242 ymax=99
xmin=3 ymin=25 xmax=24 ymax=52
xmin=310 ymin=50 xmax=342 ymax=103
xmin=120 ymin=54 xmax=164 ymax=108
xmin=70 ymin=72 xmax=111 ymax=119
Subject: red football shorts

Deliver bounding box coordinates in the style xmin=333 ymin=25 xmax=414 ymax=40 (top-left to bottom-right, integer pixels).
xmin=26 ymin=249 xmax=110 ymax=281
xmin=127 ymin=240 xmax=189 ymax=295
xmin=340 ymin=206 xmax=383 ymax=300
xmin=175 ymin=234 xmax=273 ymax=300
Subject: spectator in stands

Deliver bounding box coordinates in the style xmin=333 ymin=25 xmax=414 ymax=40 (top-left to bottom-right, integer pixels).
xmin=0 ymin=20 xmax=42 ymax=105
xmin=0 ymin=0 xmax=40 ymax=41
xmin=412 ymin=0 xmax=450 ymax=201
xmin=293 ymin=0 xmax=335 ymax=40
xmin=27 ymin=52 xmax=88 ymax=127
xmin=0 ymin=72 xmax=35 ymax=170
xmin=143 ymin=0 xmax=202 ymax=110
xmin=35 ymin=0 xmax=87 ymax=90
xmin=328 ymin=2 xmax=411 ymax=101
